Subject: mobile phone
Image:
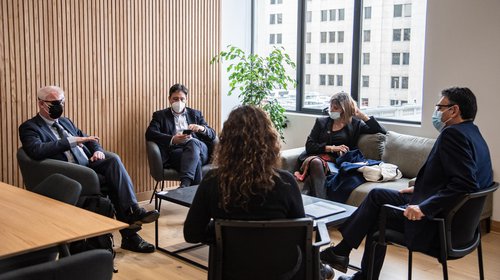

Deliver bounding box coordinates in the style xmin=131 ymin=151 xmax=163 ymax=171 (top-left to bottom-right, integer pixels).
xmin=182 ymin=129 xmax=193 ymax=135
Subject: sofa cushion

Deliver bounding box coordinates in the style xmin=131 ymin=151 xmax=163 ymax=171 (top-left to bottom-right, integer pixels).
xmin=382 ymin=131 xmax=436 ymax=178
xmin=357 ymin=133 xmax=386 ymax=161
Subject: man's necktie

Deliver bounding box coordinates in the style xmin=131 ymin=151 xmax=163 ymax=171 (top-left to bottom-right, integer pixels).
xmin=52 ymin=122 xmax=89 ymax=166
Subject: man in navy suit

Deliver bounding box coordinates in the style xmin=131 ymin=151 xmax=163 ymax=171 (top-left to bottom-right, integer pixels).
xmin=320 ymin=87 xmax=494 ymax=280
xmin=146 ymin=84 xmax=216 ymax=188
xmin=19 ymin=85 xmax=160 ymax=253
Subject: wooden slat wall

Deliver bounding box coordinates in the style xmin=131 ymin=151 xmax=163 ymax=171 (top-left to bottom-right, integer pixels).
xmin=0 ymin=0 xmax=221 ymax=197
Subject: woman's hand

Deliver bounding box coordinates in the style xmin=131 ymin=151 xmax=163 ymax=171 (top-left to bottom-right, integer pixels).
xmin=353 ymin=102 xmax=369 ymax=121
xmin=326 ymin=144 xmax=349 ymax=154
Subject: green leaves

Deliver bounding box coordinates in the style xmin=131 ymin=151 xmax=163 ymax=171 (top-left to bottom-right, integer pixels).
xmin=211 ymin=45 xmax=296 ymax=141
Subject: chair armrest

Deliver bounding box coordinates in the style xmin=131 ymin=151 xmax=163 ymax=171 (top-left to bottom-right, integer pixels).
xmin=280 ymin=147 xmax=305 ymax=173
xmin=378 ymin=204 xmax=405 ymax=245
xmin=313 ymin=222 xmax=331 ymax=247
xmin=146 ymin=141 xmax=164 ymax=182
xmin=30 ymin=159 xmax=101 ymax=196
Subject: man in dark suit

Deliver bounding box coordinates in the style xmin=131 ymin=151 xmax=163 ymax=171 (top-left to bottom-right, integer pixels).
xmin=320 ymin=87 xmax=494 ymax=280
xmin=145 ymin=84 xmax=216 ymax=188
xmin=19 ymin=85 xmax=160 ymax=253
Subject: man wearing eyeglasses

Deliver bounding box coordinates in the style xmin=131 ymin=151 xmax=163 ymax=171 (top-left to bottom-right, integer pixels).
xmin=19 ymin=85 xmax=159 ymax=253
xmin=320 ymin=87 xmax=493 ymax=280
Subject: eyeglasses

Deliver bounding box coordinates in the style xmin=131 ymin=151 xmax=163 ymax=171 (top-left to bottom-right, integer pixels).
xmin=435 ymin=104 xmax=454 ymax=110
xmin=39 ymin=98 xmax=65 ymax=106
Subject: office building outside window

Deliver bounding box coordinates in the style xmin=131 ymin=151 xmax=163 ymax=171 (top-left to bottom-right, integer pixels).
xmin=392 ymin=53 xmax=401 ymax=65
xmin=363 ymin=53 xmax=370 ymax=65
xmin=402 ymin=52 xmax=410 ymax=65
xmin=337 ymin=75 xmax=343 ymax=86
xmin=362 ymin=75 xmax=369 ymax=87
xmin=320 ymin=75 xmax=326 ymax=85
xmin=391 ymin=76 xmax=400 ymax=89
xmin=338 ymin=31 xmax=344 ymax=43
xmin=364 ymin=6 xmax=371 ymax=19
xmin=328 ymin=53 xmax=335 ymax=64
xmin=321 ymin=10 xmax=328 ymax=21
xmin=254 ymin=0 xmax=426 ymax=123
xmin=393 ymin=29 xmax=402 ymax=41
xmin=328 ymin=75 xmax=335 ymax=86
xmin=404 ymin=28 xmax=411 ymax=41
xmin=320 ymin=53 xmax=327 ymax=64
xmin=363 ymin=30 xmax=371 ymax=42
xmin=320 ymin=32 xmax=327 ymax=43
xmin=359 ymin=0 xmax=426 ymax=122
xmin=329 ymin=31 xmax=335 ymax=42
xmin=337 ymin=53 xmax=344 ymax=64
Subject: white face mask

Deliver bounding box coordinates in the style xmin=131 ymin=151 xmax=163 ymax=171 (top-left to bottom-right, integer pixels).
xmin=171 ymin=101 xmax=186 ymax=113
xmin=329 ymin=111 xmax=341 ymax=120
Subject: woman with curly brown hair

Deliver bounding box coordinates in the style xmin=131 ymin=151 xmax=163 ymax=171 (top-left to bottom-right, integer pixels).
xmin=183 ymin=105 xmax=334 ymax=279
xmin=183 ymin=105 xmax=305 ymax=242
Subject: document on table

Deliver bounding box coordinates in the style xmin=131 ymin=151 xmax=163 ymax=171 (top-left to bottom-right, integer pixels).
xmin=304 ymin=201 xmax=346 ymax=219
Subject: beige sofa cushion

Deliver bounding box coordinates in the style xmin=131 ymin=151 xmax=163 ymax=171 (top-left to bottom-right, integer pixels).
xmin=346 ymin=178 xmax=411 ymax=206
xmin=382 ymin=131 xmax=436 ymax=178
xmin=357 ymin=133 xmax=386 ymax=161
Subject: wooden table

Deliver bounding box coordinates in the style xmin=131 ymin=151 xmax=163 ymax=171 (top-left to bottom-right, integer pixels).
xmin=0 ymin=182 xmax=128 ymax=260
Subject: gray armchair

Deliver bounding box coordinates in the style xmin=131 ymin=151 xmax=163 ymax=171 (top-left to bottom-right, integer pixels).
xmin=146 ymin=141 xmax=213 ymax=203
xmin=0 ymin=249 xmax=113 ymax=280
xmin=17 ymin=147 xmax=118 ymax=198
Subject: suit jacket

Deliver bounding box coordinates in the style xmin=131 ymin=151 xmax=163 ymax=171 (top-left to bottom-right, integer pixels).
xmin=405 ymin=121 xmax=493 ymax=252
xmin=300 ymin=116 xmax=386 ymax=162
xmin=19 ymin=114 xmax=103 ymax=161
xmin=145 ymin=107 xmax=216 ymax=166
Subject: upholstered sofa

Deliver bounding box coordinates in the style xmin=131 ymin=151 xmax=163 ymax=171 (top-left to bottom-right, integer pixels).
xmin=280 ymin=131 xmax=493 ymax=231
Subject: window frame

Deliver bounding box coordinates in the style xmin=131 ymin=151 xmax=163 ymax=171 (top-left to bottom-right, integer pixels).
xmin=251 ymin=0 xmax=420 ymax=125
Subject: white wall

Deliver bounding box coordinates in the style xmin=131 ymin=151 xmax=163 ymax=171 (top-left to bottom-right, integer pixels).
xmin=220 ymin=0 xmax=252 ymax=122
xmin=221 ymin=0 xmax=500 ymax=220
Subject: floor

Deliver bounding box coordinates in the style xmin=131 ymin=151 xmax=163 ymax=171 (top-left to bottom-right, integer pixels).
xmin=112 ymin=200 xmax=500 ymax=280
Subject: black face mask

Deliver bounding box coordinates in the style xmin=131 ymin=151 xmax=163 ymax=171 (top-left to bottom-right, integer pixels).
xmin=42 ymin=100 xmax=64 ymax=119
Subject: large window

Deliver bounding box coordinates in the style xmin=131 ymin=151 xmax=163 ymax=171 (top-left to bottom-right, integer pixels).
xmin=254 ymin=0 xmax=427 ymax=123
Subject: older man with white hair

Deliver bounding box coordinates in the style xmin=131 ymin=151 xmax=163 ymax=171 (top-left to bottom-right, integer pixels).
xmin=19 ymin=85 xmax=159 ymax=253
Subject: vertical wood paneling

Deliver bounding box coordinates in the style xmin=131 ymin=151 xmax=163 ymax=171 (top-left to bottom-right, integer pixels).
xmin=0 ymin=0 xmax=221 ymax=196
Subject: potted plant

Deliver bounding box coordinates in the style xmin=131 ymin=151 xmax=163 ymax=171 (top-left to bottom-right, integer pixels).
xmin=211 ymin=45 xmax=296 ymax=141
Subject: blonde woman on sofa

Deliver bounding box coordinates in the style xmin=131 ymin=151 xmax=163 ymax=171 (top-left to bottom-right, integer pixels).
xmin=296 ymin=92 xmax=386 ymax=199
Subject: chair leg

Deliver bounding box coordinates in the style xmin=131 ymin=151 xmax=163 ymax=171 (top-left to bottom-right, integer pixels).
xmin=478 ymin=240 xmax=484 ymax=280
xmin=408 ymin=250 xmax=412 ymax=280
xmin=441 ymin=259 xmax=448 ymax=280
xmin=160 ymin=180 xmax=165 ymax=192
xmin=149 ymin=181 xmax=160 ymax=204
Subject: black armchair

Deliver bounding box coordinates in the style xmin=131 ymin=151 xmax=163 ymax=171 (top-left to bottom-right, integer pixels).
xmin=17 ymin=147 xmax=119 ymax=201
xmin=145 ymin=141 xmax=213 ymax=203
xmin=208 ymin=218 xmax=330 ymax=280
xmin=0 ymin=249 xmax=113 ymax=280
xmin=367 ymin=182 xmax=499 ymax=280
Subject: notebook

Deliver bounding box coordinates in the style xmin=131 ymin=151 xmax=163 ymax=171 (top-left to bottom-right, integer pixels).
xmin=304 ymin=201 xmax=346 ymax=219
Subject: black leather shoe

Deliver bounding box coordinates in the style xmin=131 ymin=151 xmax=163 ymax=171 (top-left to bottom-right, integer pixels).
xmin=320 ymin=262 xmax=335 ymax=280
xmin=128 ymin=208 xmax=159 ymax=227
xmin=121 ymin=234 xmax=155 ymax=253
xmin=320 ymin=248 xmax=349 ymax=273
xmin=338 ymin=272 xmax=364 ymax=280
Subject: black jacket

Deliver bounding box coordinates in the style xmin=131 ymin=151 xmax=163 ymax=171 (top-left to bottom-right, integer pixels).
xmin=145 ymin=107 xmax=216 ymax=166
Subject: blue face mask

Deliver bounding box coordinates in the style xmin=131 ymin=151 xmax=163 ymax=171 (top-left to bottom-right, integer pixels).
xmin=432 ymin=108 xmax=451 ymax=132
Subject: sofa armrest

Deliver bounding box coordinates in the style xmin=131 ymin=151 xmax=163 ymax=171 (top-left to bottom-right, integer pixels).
xmin=280 ymin=147 xmax=305 ymax=173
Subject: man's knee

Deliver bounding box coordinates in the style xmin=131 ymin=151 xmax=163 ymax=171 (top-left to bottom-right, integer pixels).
xmin=366 ymin=188 xmax=398 ymax=204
